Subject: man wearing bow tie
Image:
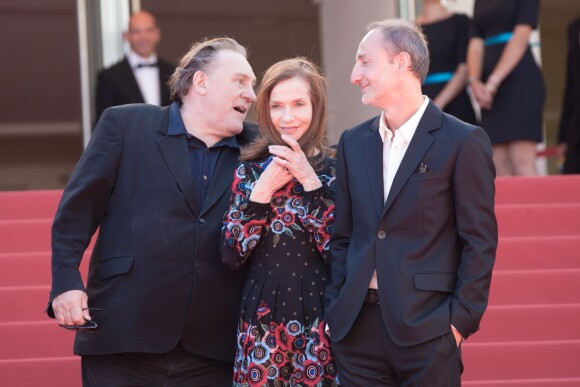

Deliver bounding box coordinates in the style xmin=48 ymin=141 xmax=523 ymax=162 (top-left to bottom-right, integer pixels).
xmin=325 ymin=19 xmax=498 ymax=386
xmin=95 ymin=11 xmax=174 ymax=121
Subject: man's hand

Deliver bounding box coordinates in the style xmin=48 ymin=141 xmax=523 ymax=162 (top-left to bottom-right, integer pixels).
xmin=51 ymin=290 xmax=90 ymax=326
xmin=451 ymin=325 xmax=463 ymax=347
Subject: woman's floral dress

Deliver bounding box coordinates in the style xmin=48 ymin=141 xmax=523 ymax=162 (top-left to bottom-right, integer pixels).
xmin=222 ymin=155 xmax=338 ymax=387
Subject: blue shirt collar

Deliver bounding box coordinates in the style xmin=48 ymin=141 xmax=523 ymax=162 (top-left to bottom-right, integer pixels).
xmin=167 ymin=102 xmax=240 ymax=148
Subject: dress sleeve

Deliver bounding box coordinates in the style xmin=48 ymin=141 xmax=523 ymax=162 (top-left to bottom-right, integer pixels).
xmin=296 ymin=162 xmax=336 ymax=260
xmin=515 ymin=0 xmax=540 ymax=29
xmin=469 ymin=0 xmax=483 ymax=39
xmin=221 ymin=162 xmax=272 ymax=270
xmin=456 ymin=15 xmax=471 ymax=64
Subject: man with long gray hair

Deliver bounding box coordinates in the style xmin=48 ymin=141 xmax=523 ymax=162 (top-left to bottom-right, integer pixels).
xmin=48 ymin=37 xmax=257 ymax=386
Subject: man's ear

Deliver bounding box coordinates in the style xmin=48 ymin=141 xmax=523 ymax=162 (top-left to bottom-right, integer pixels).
xmin=192 ymin=70 xmax=208 ymax=96
xmin=398 ymin=52 xmax=412 ymax=72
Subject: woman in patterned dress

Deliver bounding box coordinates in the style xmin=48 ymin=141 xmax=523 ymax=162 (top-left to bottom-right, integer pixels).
xmin=221 ymin=58 xmax=338 ymax=387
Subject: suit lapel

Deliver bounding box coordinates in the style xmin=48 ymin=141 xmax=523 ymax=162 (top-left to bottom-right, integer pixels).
xmin=157 ymin=133 xmax=198 ymax=216
xmin=382 ymin=102 xmax=441 ymax=217
xmin=158 ymin=61 xmax=173 ymax=106
xmin=120 ymin=59 xmax=145 ymax=102
xmin=363 ymin=117 xmax=384 ymax=218
xmin=200 ymin=147 xmax=239 ymax=216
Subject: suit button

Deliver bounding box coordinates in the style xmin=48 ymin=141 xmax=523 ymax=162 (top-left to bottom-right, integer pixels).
xmin=377 ymin=231 xmax=386 ymax=239
xmin=198 ymin=217 xmax=206 ymax=224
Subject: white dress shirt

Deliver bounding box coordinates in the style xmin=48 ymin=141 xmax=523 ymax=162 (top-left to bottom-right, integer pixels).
xmin=368 ymin=96 xmax=430 ymax=290
xmin=127 ymin=49 xmax=161 ymax=106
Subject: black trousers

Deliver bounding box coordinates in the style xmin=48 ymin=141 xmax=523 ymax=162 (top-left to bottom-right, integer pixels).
xmin=81 ymin=344 xmax=232 ymax=387
xmin=331 ymin=303 xmax=463 ymax=387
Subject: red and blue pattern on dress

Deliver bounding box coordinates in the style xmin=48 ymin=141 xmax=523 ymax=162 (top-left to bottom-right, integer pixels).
xmin=222 ymin=155 xmax=338 ymax=387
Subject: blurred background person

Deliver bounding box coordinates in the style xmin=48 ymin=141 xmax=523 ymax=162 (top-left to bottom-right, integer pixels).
xmin=95 ymin=11 xmax=174 ymax=121
xmin=467 ymin=0 xmax=545 ymax=176
xmin=417 ymin=0 xmax=476 ymax=125
xmin=558 ymin=16 xmax=580 ymax=174
xmin=221 ymin=58 xmax=338 ymax=386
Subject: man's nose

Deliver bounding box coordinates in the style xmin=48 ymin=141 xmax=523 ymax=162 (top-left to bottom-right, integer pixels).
xmin=244 ymin=87 xmax=257 ymax=102
xmin=351 ymin=65 xmax=361 ymax=85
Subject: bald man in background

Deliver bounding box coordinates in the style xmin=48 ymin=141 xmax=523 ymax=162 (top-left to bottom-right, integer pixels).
xmin=95 ymin=11 xmax=174 ymax=121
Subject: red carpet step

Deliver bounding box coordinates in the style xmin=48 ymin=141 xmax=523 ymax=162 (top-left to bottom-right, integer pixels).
xmin=0 ymin=219 xmax=95 ymax=254
xmin=0 ymin=219 xmax=53 ymax=254
xmin=0 ymin=357 xmax=80 ymax=387
xmin=463 ymin=378 xmax=580 ymax=386
xmin=495 ymin=235 xmax=580 ymax=270
xmin=495 ymin=203 xmax=580 ymax=237
xmin=0 ymin=286 xmax=50 ymax=323
xmin=462 ymin=340 xmax=580 ymax=380
xmin=488 ymin=269 xmax=580 ymax=305
xmin=0 ymin=321 xmax=74 ymax=360
xmin=469 ymin=304 xmax=580 ymax=343
xmin=0 ymin=190 xmax=61 ymax=220
xmin=0 ymin=252 xmax=90 ymax=287
xmin=495 ymin=175 xmax=580 ymax=204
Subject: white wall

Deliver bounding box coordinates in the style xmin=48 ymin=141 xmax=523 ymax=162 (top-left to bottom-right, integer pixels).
xmin=315 ymin=0 xmax=398 ymax=144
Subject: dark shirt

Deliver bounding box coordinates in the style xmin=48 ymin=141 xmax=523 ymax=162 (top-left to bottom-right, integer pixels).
xmin=168 ymin=102 xmax=240 ymax=211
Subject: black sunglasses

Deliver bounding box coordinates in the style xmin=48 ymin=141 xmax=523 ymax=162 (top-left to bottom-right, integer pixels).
xmin=59 ymin=307 xmax=102 ymax=332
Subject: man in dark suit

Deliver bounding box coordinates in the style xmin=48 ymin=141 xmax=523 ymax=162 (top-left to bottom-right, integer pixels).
xmin=48 ymin=37 xmax=257 ymax=386
xmin=325 ymin=19 xmax=498 ymax=386
xmin=558 ymin=16 xmax=580 ymax=174
xmin=95 ymin=11 xmax=174 ymax=121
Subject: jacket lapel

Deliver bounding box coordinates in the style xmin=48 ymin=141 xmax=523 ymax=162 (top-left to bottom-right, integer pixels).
xmin=200 ymin=147 xmax=239 ymax=216
xmin=363 ymin=117 xmax=384 ymax=218
xmin=157 ymin=132 xmax=199 ymax=216
xmin=120 ymin=58 xmax=145 ymax=102
xmin=382 ymin=102 xmax=441 ymax=218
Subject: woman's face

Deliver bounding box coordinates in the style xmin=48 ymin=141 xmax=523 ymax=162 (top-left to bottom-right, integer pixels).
xmin=268 ymin=77 xmax=313 ymax=142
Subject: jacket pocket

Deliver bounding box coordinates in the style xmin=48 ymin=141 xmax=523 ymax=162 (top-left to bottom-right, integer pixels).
xmin=414 ymin=272 xmax=456 ymax=292
xmin=407 ymin=170 xmax=442 ymax=183
xmin=96 ymin=256 xmax=133 ymax=280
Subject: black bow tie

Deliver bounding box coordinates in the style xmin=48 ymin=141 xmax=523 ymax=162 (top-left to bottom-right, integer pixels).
xmin=137 ymin=62 xmax=158 ymax=68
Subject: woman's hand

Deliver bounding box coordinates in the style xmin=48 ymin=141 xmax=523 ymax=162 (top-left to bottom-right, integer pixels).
xmin=268 ymin=135 xmax=322 ymax=191
xmin=250 ymin=160 xmax=293 ymax=203
xmin=471 ymin=79 xmax=494 ymax=110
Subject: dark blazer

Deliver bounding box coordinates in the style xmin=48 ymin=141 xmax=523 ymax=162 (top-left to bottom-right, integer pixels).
xmin=559 ymin=17 xmax=580 ymax=173
xmin=95 ymin=57 xmax=174 ymax=121
xmin=49 ymin=104 xmax=255 ymax=362
xmin=325 ymin=102 xmax=498 ymax=346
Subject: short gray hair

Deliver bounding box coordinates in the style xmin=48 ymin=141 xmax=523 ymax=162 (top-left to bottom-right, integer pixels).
xmin=168 ymin=37 xmax=247 ymax=102
xmin=367 ymin=19 xmax=429 ymax=83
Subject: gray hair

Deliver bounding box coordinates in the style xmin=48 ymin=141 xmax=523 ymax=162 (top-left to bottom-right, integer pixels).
xmin=367 ymin=19 xmax=429 ymax=83
xmin=168 ymin=37 xmax=248 ymax=102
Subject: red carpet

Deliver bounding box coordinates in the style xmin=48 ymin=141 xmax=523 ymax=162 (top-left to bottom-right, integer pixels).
xmin=0 ymin=176 xmax=579 ymax=386
xmin=462 ymin=176 xmax=580 ymax=386
xmin=0 ymin=191 xmax=85 ymax=387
